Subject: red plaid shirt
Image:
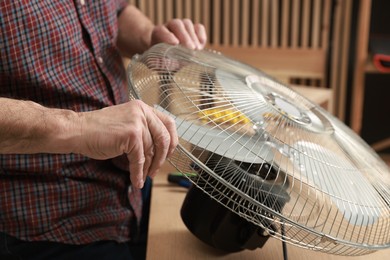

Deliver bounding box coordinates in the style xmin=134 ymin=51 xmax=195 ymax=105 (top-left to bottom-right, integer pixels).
xmin=0 ymin=0 xmax=141 ymax=244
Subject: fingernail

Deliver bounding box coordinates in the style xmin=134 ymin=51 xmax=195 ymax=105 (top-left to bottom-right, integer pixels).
xmin=188 ymin=42 xmax=195 ymax=49
xmin=138 ymin=179 xmax=144 ymax=189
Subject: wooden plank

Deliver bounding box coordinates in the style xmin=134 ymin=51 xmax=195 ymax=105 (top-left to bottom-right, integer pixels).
xmin=336 ymin=0 xmax=352 ymax=120
xmin=291 ymin=0 xmax=299 ymax=48
xmin=321 ymin=0 xmax=331 ymax=50
xmin=137 ymin=0 xmax=146 ymax=13
xmin=312 ymin=0 xmax=321 ymax=48
xmin=261 ymin=0 xmax=270 ymax=46
xmin=281 ymin=0 xmax=290 ymax=48
xmin=251 ymin=0 xmax=260 ymax=47
xmin=209 ymin=46 xmax=326 ymax=77
xmin=223 ymin=0 xmax=230 ymax=45
xmin=232 ymin=0 xmax=240 ymax=46
xmin=202 ymin=0 xmax=210 ymax=43
xmin=184 ymin=0 xmax=191 ymax=18
xmin=301 ymin=0 xmax=310 ymax=47
xmin=241 ymin=0 xmax=250 ymax=47
xmin=175 ymin=0 xmax=183 ymax=18
xmin=213 ymin=0 xmax=221 ymax=45
xmin=351 ymin=0 xmax=372 ymax=133
xmin=371 ymin=137 xmax=390 ymax=152
xmin=193 ymin=0 xmax=201 ymax=24
xmin=330 ymin=0 xmax=342 ymax=114
xmin=271 ymin=0 xmax=279 ymax=47
xmin=155 ymin=1 xmax=161 ymax=24
xmin=166 ymin=0 xmax=173 ymax=21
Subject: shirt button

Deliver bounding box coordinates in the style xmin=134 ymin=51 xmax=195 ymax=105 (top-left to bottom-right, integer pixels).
xmin=80 ymin=0 xmax=85 ymax=5
xmin=97 ymin=56 xmax=103 ymax=64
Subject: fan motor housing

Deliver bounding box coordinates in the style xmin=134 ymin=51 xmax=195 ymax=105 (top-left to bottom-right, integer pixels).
xmin=181 ymin=184 xmax=270 ymax=252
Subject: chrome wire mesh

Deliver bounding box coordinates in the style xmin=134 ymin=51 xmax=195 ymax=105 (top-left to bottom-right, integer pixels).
xmin=127 ymin=43 xmax=390 ymax=255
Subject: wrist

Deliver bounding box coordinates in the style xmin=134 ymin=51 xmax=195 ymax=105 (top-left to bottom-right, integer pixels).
xmin=116 ymin=5 xmax=154 ymax=57
xmin=50 ymin=109 xmax=84 ymax=155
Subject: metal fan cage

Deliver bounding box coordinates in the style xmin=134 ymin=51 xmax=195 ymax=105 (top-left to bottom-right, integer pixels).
xmin=127 ymin=43 xmax=390 ymax=256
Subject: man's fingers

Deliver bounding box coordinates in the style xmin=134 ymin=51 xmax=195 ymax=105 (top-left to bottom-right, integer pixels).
xmin=142 ymin=134 xmax=155 ymax=180
xmin=79 ymin=100 xmax=178 ymax=187
xmin=153 ymin=108 xmax=178 ymax=157
xmin=166 ymin=19 xmax=196 ymax=49
xmin=182 ymin=19 xmax=202 ymax=49
xmin=194 ymin=24 xmax=207 ymax=48
xmin=145 ymin=108 xmax=177 ymax=178
xmin=147 ymin=112 xmax=170 ymax=177
xmin=152 ymin=19 xmax=207 ymax=50
xmin=127 ymin=139 xmax=146 ymax=189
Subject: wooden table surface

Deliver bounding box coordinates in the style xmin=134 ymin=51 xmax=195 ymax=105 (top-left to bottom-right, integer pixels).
xmin=146 ymin=162 xmax=390 ymax=260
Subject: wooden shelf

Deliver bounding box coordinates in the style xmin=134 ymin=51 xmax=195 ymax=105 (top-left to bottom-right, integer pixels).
xmin=351 ymin=0 xmax=372 ymax=133
xmin=371 ymin=137 xmax=390 ymax=152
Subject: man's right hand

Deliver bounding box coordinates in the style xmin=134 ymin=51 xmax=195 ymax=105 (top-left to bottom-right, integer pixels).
xmin=0 ymin=97 xmax=178 ymax=189
xmin=75 ymin=100 xmax=178 ymax=189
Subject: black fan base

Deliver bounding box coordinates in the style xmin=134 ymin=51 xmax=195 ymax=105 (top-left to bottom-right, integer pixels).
xmin=180 ymin=185 xmax=270 ymax=253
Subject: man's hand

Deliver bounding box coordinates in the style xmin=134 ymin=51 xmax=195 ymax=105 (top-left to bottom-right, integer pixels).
xmin=151 ymin=19 xmax=207 ymax=50
xmin=117 ymin=5 xmax=207 ymax=57
xmin=0 ymin=98 xmax=177 ymax=189
xmin=76 ymin=100 xmax=178 ymax=189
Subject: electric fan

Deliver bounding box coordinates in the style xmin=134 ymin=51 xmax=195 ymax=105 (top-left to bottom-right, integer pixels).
xmin=127 ymin=43 xmax=390 ymax=256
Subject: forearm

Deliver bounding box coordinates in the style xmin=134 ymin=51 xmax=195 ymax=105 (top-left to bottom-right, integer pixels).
xmin=116 ymin=5 xmax=154 ymax=57
xmin=0 ymin=97 xmax=80 ymax=155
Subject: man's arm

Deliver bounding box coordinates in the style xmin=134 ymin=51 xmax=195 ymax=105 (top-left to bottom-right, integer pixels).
xmin=0 ymin=97 xmax=177 ymax=188
xmin=0 ymin=97 xmax=80 ymax=155
xmin=116 ymin=5 xmax=155 ymax=57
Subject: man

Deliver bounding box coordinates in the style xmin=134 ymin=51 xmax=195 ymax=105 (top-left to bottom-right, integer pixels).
xmin=0 ymin=1 xmax=207 ymax=259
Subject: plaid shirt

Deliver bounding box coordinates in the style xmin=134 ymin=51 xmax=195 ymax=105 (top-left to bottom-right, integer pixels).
xmin=0 ymin=0 xmax=141 ymax=244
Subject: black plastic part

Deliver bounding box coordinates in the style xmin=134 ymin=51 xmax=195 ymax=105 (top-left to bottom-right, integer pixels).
xmin=180 ymin=185 xmax=270 ymax=253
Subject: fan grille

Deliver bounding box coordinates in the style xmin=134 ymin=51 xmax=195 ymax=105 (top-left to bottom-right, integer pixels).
xmin=127 ymin=43 xmax=390 ymax=255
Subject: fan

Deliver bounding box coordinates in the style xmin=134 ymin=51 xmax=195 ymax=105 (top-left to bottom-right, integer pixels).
xmin=127 ymin=43 xmax=390 ymax=256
